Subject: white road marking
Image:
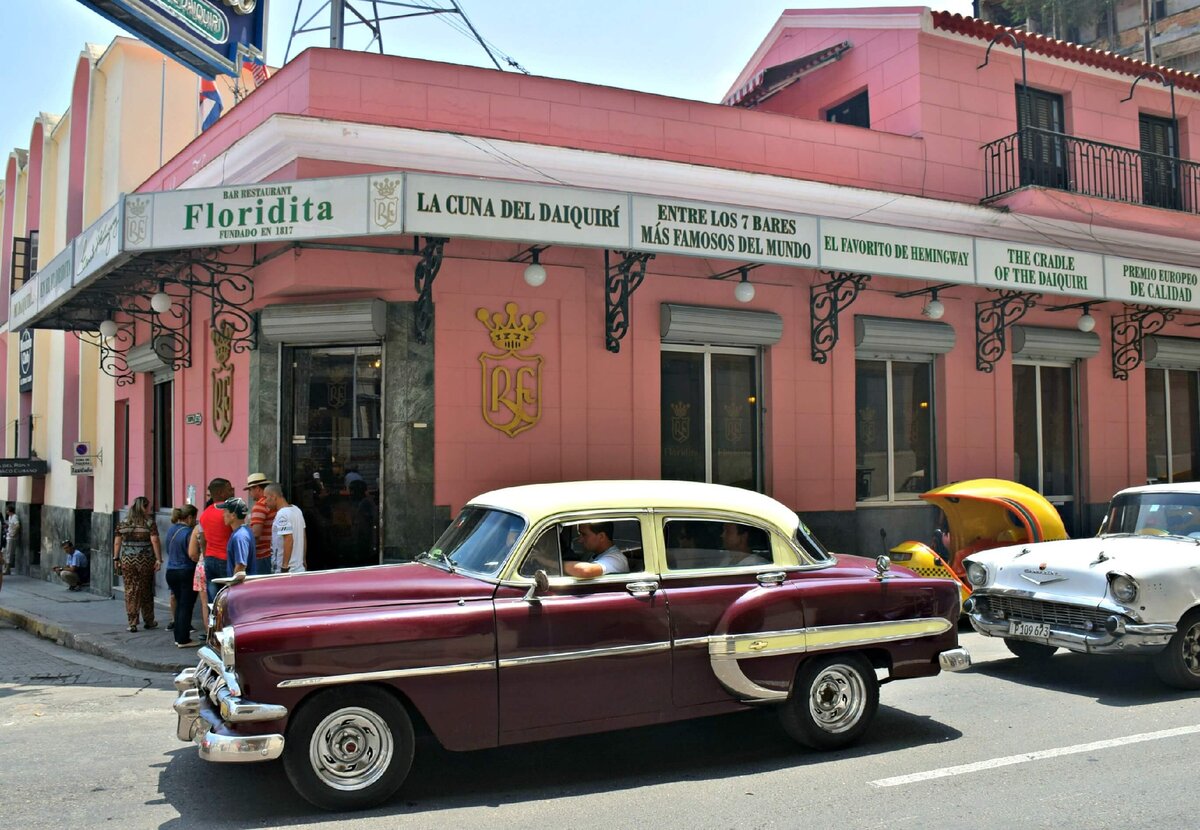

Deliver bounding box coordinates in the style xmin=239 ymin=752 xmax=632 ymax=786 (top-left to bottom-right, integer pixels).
xmin=869 ymin=724 xmax=1200 ymax=787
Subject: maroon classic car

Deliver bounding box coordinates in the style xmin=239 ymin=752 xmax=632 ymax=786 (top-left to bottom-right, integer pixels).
xmin=173 ymin=480 xmax=969 ymax=811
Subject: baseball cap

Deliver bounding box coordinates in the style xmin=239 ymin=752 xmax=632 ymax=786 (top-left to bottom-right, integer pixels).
xmin=220 ymin=497 xmax=249 ymax=519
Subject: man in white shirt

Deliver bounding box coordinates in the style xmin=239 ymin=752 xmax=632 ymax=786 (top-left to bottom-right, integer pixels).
xmin=264 ymin=484 xmax=307 ymax=574
xmin=564 ymin=522 xmax=629 ymax=578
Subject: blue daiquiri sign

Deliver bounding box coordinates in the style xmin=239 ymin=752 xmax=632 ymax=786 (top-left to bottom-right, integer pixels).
xmin=76 ymin=0 xmax=266 ymax=78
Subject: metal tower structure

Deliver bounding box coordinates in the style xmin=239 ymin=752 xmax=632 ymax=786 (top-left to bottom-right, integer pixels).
xmin=283 ymin=0 xmax=523 ymax=71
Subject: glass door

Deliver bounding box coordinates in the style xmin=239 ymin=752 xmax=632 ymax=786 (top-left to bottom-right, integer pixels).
xmin=282 ymin=345 xmax=382 ymax=570
xmin=1013 ymin=362 xmax=1078 ymax=533
xmin=661 ymin=346 xmax=760 ymax=490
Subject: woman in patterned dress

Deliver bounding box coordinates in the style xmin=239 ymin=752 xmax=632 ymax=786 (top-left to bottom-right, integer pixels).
xmin=113 ymin=496 xmax=162 ymax=632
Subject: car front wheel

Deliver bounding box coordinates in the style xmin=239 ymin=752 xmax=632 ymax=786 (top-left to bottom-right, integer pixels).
xmin=1004 ymin=639 xmax=1057 ymax=661
xmin=283 ymin=685 xmax=415 ymax=811
xmin=778 ymin=653 xmax=879 ymax=750
xmin=1154 ymin=610 xmax=1200 ymax=690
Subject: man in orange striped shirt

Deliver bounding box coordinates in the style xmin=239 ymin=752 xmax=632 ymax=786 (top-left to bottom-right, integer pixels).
xmin=245 ymin=472 xmax=277 ymax=573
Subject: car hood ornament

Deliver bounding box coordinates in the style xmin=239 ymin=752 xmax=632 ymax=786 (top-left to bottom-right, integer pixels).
xmin=1021 ymin=568 xmax=1066 ymax=585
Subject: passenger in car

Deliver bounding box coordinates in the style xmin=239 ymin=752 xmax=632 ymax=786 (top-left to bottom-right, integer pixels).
xmin=721 ymin=522 xmax=770 ymax=566
xmin=564 ymin=522 xmax=629 ymax=578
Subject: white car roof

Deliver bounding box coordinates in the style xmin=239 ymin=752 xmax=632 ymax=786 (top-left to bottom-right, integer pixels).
xmin=1115 ymin=482 xmax=1200 ymax=497
xmin=469 ymin=480 xmax=801 ymax=535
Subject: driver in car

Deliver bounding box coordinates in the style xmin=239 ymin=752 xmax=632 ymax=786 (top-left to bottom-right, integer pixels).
xmin=564 ymin=522 xmax=629 ymax=578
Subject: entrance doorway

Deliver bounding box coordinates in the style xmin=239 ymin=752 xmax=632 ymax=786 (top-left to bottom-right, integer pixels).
xmin=281 ymin=345 xmax=382 ymax=570
xmin=1013 ymin=362 xmax=1079 ymax=533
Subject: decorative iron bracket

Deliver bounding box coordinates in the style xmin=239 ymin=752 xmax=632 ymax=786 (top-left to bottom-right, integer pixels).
xmin=976 ymin=289 xmax=1038 ymax=373
xmin=605 ymin=250 xmax=655 ymax=353
xmin=810 ymin=270 xmax=870 ymax=364
xmin=1113 ymin=306 xmax=1176 ymax=380
xmin=174 ymin=249 xmax=257 ymax=357
xmin=413 ymin=236 xmax=446 ymax=345
xmin=73 ymin=327 xmax=136 ymax=387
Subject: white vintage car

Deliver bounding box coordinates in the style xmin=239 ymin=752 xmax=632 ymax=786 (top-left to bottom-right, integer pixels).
xmin=963 ymin=482 xmax=1200 ymax=688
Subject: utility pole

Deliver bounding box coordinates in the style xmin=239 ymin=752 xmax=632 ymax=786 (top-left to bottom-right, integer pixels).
xmin=1143 ymin=0 xmax=1154 ymax=64
xmin=330 ymin=0 xmax=345 ymax=49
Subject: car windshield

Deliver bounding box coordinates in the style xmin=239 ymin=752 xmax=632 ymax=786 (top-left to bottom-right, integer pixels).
xmin=1104 ymin=492 xmax=1200 ymax=539
xmin=424 ymin=506 xmax=526 ymax=577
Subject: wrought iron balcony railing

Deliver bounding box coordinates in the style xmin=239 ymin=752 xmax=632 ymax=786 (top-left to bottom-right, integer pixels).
xmin=982 ymin=126 xmax=1200 ymax=214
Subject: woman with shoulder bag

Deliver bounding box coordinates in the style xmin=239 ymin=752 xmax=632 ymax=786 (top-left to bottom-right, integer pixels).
xmin=113 ymin=496 xmax=162 ymax=633
xmin=164 ymin=505 xmax=200 ymax=647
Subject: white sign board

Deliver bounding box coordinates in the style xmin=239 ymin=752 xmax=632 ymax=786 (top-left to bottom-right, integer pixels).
xmin=819 ymin=218 xmax=975 ymax=284
xmin=127 ymin=177 xmax=382 ymax=251
xmin=405 ymin=174 xmax=629 ymax=248
xmin=70 ymin=458 xmax=94 ymax=476
xmin=1105 ymin=256 xmax=1200 ymax=310
xmin=9 ymin=280 xmax=38 ymax=331
xmin=631 ymin=196 xmax=818 ymax=267
xmin=74 ymin=202 xmax=124 ymax=285
xmin=36 ymin=241 xmax=76 ymax=315
xmin=977 ymin=239 xmax=1103 ymax=298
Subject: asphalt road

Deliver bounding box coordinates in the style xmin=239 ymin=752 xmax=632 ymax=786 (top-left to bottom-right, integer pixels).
xmin=1 ymin=622 xmax=1197 ymax=829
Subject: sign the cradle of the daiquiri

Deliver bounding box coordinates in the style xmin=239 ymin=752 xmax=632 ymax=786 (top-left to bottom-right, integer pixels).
xmin=976 ymin=239 xmax=1103 ymax=298
xmin=476 ymin=302 xmax=546 ymax=438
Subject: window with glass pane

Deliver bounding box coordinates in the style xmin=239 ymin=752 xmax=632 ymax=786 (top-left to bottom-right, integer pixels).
xmin=1040 ymin=366 xmax=1074 ymax=496
xmin=153 ymin=381 xmax=173 ymax=510
xmin=1146 ymin=368 xmax=1199 ymax=483
xmin=661 ymin=347 xmax=761 ymax=489
xmin=1012 ymin=364 xmax=1039 ymax=492
xmin=856 ymin=359 xmax=933 ymax=502
xmin=1012 ymin=362 xmax=1077 ymax=532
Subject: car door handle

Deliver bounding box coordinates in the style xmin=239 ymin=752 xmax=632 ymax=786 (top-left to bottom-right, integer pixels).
xmin=626 ymin=580 xmax=659 ymax=597
xmin=757 ymin=571 xmax=787 ymax=586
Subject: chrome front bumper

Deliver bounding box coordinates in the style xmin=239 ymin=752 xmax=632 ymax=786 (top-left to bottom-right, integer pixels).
xmin=173 ymin=658 xmax=287 ymax=763
xmin=938 ymin=647 xmax=972 ymax=672
xmin=968 ymin=613 xmax=1175 ymax=654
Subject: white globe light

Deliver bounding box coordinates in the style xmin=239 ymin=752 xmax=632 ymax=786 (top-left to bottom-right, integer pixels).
xmin=733 ymin=280 xmax=756 ymax=303
xmin=150 ymin=291 xmax=172 ymax=313
xmin=922 ymin=299 xmax=945 ymax=319
xmin=99 ymin=319 xmax=118 ymax=338
xmin=1077 ymin=312 xmax=1096 ymax=333
xmin=523 ymin=262 xmax=547 ymax=287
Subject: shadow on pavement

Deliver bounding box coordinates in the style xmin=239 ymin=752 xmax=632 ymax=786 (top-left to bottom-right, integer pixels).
xmin=966 ymin=650 xmax=1192 ymax=705
xmin=156 ymin=704 xmax=960 ymax=825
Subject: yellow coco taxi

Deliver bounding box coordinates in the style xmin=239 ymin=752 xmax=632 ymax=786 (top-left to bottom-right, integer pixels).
xmin=888 ymin=479 xmax=1069 ymax=602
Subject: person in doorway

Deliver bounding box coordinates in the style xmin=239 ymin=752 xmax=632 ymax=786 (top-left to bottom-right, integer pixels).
xmin=113 ymin=496 xmax=162 ymax=633
xmin=721 ymin=522 xmax=770 ymax=567
xmin=264 ymin=484 xmax=307 ymax=574
xmin=4 ymin=506 xmax=19 ymax=575
xmin=191 ymin=479 xmax=234 ymax=603
xmin=52 ymin=539 xmax=90 ymax=591
xmin=245 ymin=473 xmax=277 ymax=574
xmin=564 ymin=522 xmax=628 ymax=578
xmin=164 ymin=505 xmax=199 ymax=648
xmin=220 ymin=498 xmax=255 ymax=577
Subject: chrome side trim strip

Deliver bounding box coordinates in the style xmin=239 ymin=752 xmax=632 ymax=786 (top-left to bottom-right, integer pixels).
xmin=711 ymin=658 xmax=788 ymax=702
xmin=673 ymin=636 xmax=712 ymax=648
xmin=498 ymin=640 xmax=671 ymax=668
xmin=276 ymin=660 xmax=495 ymax=689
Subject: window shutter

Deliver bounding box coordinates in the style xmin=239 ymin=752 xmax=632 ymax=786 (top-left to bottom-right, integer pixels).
xmin=854 ymin=316 xmax=955 ymax=361
xmin=660 ymin=304 xmax=783 ymax=346
xmin=1010 ymin=326 xmax=1099 ymax=362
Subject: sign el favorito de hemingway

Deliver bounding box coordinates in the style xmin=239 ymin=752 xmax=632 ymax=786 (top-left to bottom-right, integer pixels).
xmin=631 ymin=196 xmax=818 ymax=267
xmin=126 ymin=178 xmax=384 ymax=251
xmin=976 ymin=239 xmax=1103 ymax=298
xmin=404 ymin=174 xmax=629 ymax=248
xmin=1106 ymin=256 xmax=1200 ymax=309
xmin=819 ymin=218 xmax=975 ymax=284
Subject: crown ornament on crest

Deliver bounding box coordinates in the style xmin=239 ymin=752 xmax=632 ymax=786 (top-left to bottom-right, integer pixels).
xmin=671 ymin=401 xmax=690 ymax=418
xmin=373 ymin=177 xmax=401 ymax=199
xmin=476 ymin=302 xmax=545 ymax=352
xmin=212 ymin=321 xmax=234 ymax=365
xmin=127 ymin=199 xmax=147 ymax=217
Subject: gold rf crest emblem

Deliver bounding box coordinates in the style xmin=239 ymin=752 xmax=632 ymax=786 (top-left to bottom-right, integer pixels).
xmin=476 ymin=302 xmax=545 ymax=438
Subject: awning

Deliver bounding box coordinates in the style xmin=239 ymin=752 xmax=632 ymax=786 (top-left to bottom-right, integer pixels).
xmin=722 ymin=41 xmax=852 ymax=108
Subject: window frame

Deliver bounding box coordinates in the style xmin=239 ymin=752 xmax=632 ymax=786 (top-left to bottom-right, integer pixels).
xmin=824 ymin=89 xmax=870 ymax=128
xmin=503 ymin=511 xmax=653 ymax=584
xmin=1012 ymin=359 xmax=1079 ymax=502
xmin=1146 ymin=366 xmax=1199 ymax=484
xmin=152 ymin=378 xmax=173 ymax=511
xmin=855 ymin=356 xmax=937 ymax=505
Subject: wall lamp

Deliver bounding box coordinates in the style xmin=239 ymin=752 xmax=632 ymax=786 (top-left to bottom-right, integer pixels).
xmin=708 ymin=262 xmax=762 ymax=304
xmin=896 ymin=282 xmax=957 ymax=320
xmin=510 ymin=245 xmax=549 ymax=287
xmin=1045 ymin=299 xmax=1101 ymax=332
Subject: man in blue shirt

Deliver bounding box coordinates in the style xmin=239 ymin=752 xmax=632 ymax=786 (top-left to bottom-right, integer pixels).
xmin=220 ymin=498 xmax=256 ymax=577
xmin=52 ymin=539 xmax=90 ymax=591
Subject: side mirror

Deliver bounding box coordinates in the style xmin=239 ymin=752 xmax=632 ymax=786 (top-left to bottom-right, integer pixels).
xmin=523 ymin=569 xmax=550 ymax=602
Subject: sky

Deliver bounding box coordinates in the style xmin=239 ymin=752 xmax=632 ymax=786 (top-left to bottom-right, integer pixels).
xmin=1 ymin=0 xmax=975 ymax=162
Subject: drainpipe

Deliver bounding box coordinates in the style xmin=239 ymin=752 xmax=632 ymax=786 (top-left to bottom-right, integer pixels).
xmin=1143 ymin=0 xmax=1154 ymax=64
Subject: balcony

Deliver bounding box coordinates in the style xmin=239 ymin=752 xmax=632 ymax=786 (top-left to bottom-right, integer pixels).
xmin=982 ymin=126 xmax=1200 ymax=214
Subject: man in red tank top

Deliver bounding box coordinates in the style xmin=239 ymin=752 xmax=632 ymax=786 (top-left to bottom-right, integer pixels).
xmin=190 ymin=478 xmax=234 ymax=602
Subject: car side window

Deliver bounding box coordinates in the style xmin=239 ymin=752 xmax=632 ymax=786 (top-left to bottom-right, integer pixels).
xmin=518 ymin=518 xmax=646 ymax=578
xmin=664 ymin=519 xmax=772 ymax=571
xmin=519 ymin=527 xmax=564 ymax=577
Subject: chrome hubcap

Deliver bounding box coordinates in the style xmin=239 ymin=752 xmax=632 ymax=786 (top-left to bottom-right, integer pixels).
xmin=1182 ymin=623 xmax=1200 ymax=675
xmin=808 ymin=664 xmax=866 ymax=733
xmin=309 ymin=707 xmax=393 ymax=791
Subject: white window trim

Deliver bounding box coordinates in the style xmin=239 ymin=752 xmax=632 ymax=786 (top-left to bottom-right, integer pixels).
xmin=856 ymin=356 xmax=935 ymax=506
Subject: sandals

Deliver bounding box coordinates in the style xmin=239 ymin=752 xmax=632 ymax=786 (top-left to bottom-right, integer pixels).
xmin=127 ymin=625 xmax=137 ymax=633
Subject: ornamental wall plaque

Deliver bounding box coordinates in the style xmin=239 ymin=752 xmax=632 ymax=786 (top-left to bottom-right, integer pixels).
xmin=211 ymin=322 xmax=234 ymax=442
xmin=475 ymin=302 xmax=546 ymax=438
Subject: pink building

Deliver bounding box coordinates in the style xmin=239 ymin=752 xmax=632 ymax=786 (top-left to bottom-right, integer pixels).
xmin=10 ymin=7 xmax=1200 ymax=581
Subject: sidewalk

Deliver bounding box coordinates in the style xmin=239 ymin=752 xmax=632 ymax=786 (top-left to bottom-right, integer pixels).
xmin=0 ymin=575 xmax=199 ymax=673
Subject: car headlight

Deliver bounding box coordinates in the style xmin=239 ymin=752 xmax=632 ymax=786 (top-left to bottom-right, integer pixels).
xmin=1108 ymin=573 xmax=1139 ymax=604
xmin=965 ymin=561 xmax=989 ymax=587
xmin=216 ymin=626 xmax=236 ymax=668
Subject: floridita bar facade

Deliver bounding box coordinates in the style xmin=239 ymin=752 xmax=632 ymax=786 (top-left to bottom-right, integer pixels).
xmin=8 ymin=7 xmax=1200 ymax=582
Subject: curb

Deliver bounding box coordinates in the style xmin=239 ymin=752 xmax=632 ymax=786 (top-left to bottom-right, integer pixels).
xmin=0 ymin=605 xmax=188 ymax=674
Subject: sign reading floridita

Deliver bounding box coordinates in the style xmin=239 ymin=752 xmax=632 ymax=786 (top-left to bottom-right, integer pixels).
xmin=632 ymin=197 xmax=818 ymax=267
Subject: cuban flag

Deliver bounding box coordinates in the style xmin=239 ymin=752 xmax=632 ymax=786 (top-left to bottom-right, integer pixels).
xmin=243 ymin=55 xmax=269 ymax=88
xmin=199 ymin=79 xmax=222 ymax=131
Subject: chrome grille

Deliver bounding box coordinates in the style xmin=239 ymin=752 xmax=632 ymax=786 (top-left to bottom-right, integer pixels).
xmin=986 ymin=595 xmax=1109 ymax=629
